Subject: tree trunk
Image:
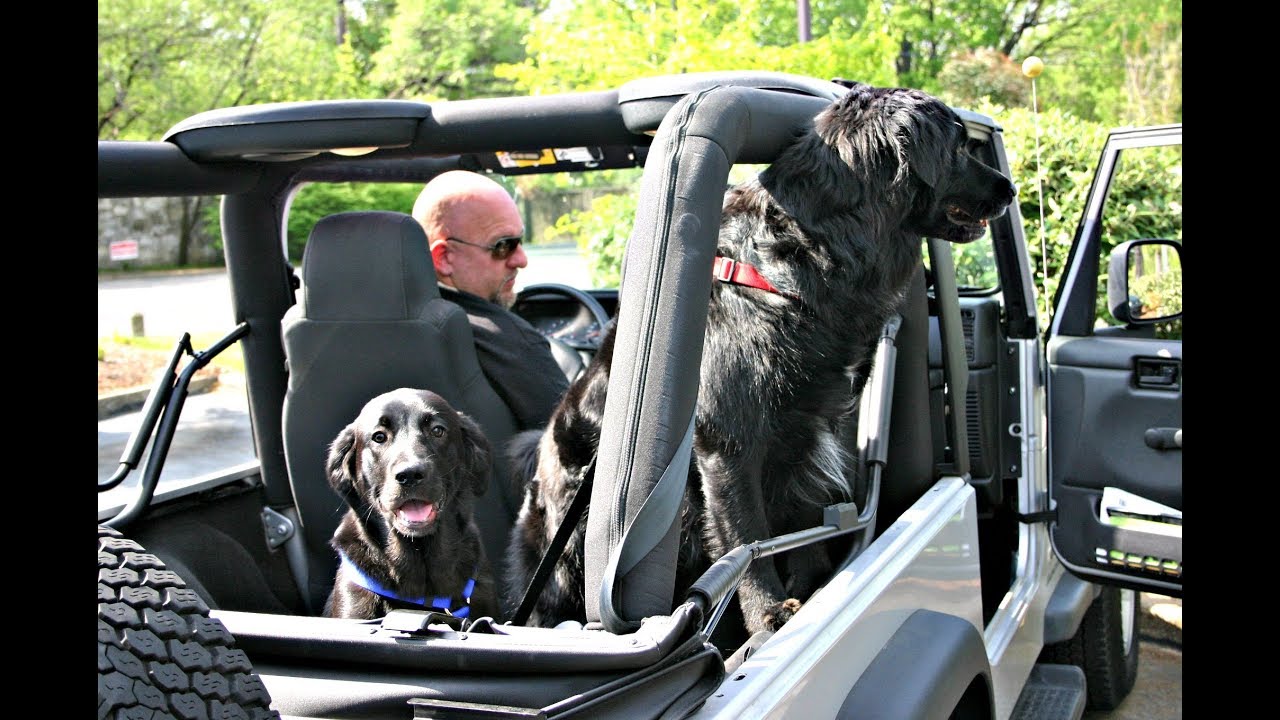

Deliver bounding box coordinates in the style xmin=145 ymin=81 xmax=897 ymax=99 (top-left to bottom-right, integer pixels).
xmin=177 ymin=196 xmax=206 ymax=267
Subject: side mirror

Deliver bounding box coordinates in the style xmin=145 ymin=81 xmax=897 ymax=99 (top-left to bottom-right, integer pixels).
xmin=1107 ymin=239 xmax=1182 ymax=324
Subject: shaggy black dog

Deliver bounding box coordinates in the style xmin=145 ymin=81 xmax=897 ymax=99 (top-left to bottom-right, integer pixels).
xmin=323 ymin=388 xmax=499 ymax=621
xmin=505 ymin=84 xmax=1016 ymax=635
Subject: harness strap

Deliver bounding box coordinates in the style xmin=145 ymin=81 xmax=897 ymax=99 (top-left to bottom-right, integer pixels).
xmin=338 ymin=551 xmax=476 ymax=618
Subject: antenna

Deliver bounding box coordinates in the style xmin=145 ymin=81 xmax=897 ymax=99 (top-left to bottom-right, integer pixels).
xmin=1021 ymin=56 xmax=1050 ymax=328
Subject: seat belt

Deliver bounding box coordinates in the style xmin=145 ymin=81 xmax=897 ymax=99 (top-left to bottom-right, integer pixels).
xmin=509 ymin=415 xmax=695 ymax=629
xmin=597 ymin=416 xmax=697 ymax=631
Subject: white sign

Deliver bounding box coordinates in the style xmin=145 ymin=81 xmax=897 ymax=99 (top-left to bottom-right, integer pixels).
xmin=109 ymin=240 xmax=139 ymax=261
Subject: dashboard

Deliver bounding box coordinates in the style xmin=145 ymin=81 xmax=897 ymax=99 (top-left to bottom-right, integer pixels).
xmin=511 ymin=288 xmax=618 ymax=352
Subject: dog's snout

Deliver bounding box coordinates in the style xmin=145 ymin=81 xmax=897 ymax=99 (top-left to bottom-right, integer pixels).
xmin=394 ymin=463 xmax=428 ymax=486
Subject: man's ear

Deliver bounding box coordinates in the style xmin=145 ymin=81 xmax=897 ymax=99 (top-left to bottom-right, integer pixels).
xmin=429 ymin=239 xmax=452 ymax=278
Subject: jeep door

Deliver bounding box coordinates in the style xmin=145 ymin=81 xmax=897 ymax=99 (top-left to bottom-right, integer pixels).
xmin=1045 ymin=125 xmax=1182 ymax=597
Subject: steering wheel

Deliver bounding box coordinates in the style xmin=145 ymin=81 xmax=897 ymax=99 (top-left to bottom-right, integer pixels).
xmin=513 ymin=283 xmax=613 ymax=382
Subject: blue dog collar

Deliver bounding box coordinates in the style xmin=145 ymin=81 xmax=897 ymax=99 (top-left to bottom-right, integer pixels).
xmin=338 ymin=551 xmax=476 ymax=618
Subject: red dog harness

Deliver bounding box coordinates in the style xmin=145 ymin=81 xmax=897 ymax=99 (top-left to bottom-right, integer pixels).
xmin=712 ymin=255 xmax=795 ymax=299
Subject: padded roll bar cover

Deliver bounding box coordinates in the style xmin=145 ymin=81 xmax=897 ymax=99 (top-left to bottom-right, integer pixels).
xmin=584 ymin=86 xmax=824 ymax=631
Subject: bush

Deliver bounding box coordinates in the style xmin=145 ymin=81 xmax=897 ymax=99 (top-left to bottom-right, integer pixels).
xmin=936 ymin=49 xmax=1030 ymax=111
xmin=285 ymin=182 xmax=423 ymax=262
xmin=975 ymin=100 xmax=1181 ymax=330
xmin=544 ymin=192 xmax=636 ymax=289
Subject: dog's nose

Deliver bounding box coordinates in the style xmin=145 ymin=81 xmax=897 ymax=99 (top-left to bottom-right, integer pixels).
xmin=394 ymin=463 xmax=427 ymax=486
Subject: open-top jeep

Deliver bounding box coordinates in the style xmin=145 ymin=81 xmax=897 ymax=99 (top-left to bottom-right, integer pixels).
xmin=98 ymin=71 xmax=1182 ymax=720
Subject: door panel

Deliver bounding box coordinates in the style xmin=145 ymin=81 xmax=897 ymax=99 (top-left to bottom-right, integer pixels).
xmin=1046 ymin=125 xmax=1182 ymax=597
xmin=1047 ymin=335 xmax=1182 ymax=595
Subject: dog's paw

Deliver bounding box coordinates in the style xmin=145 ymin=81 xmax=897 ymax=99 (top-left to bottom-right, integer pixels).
xmin=761 ymin=598 xmax=803 ymax=631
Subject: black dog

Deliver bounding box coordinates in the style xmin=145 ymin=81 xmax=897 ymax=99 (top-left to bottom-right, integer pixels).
xmin=505 ymin=84 xmax=1016 ymax=635
xmin=323 ymin=387 xmax=499 ymax=621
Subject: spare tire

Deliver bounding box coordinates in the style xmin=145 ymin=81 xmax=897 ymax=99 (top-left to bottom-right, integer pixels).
xmin=98 ymin=525 xmax=279 ymax=719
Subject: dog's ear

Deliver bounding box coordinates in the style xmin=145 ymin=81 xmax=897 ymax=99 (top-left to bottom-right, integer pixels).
xmin=325 ymin=423 xmax=364 ymax=507
xmin=455 ymin=411 xmax=492 ymax=497
xmin=899 ymin=98 xmax=961 ymax=190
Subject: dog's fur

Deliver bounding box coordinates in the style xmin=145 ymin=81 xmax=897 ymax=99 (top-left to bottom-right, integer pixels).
xmin=504 ymin=84 xmax=1017 ymax=634
xmin=323 ymin=387 xmax=499 ymax=621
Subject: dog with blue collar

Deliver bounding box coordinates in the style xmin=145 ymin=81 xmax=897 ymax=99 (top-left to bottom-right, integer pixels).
xmin=322 ymin=388 xmax=499 ymax=622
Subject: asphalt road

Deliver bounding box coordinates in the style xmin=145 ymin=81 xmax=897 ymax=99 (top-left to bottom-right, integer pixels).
xmin=97 ymin=245 xmax=593 ymax=339
xmin=97 ymin=262 xmax=1180 ymax=718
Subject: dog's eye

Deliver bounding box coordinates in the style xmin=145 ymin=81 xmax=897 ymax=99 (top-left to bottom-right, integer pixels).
xmin=372 ymin=431 xmax=387 ymax=443
xmin=430 ymin=424 xmax=446 ymax=438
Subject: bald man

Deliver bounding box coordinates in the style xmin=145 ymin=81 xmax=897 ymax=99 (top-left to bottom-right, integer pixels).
xmin=413 ymin=171 xmax=569 ymax=430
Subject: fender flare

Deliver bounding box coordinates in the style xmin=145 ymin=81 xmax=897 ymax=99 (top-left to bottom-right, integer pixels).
xmin=839 ymin=609 xmax=994 ymax=720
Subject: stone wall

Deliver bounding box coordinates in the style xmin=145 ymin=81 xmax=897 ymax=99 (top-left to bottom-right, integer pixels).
xmin=98 ymin=197 xmax=222 ymax=270
xmin=98 ymin=187 xmax=627 ymax=271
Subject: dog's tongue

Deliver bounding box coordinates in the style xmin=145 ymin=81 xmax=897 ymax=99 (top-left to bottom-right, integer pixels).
xmin=397 ymin=500 xmax=436 ymax=524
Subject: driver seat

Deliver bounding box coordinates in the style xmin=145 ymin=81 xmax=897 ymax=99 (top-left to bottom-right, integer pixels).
xmin=280 ymin=210 xmax=522 ymax=615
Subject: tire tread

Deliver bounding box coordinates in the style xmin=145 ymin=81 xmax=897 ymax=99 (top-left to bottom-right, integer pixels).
xmin=98 ymin=525 xmax=278 ymax=720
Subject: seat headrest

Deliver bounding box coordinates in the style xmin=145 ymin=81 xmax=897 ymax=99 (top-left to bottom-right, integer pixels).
xmin=301 ymin=211 xmax=440 ymax=320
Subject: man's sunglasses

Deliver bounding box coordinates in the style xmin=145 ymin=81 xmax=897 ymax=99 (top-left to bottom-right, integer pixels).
xmin=447 ymin=235 xmax=523 ymax=260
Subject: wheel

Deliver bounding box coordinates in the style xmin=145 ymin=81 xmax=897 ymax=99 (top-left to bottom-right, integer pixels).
xmin=513 ymin=283 xmax=612 ymax=348
xmin=513 ymin=283 xmax=613 ymax=382
xmin=1040 ymin=585 xmax=1140 ymax=711
xmin=98 ymin=524 xmax=279 ymax=719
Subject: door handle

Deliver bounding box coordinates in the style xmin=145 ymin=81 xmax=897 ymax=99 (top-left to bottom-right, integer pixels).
xmin=1135 ymin=357 xmax=1180 ymax=389
xmin=1144 ymin=427 xmax=1181 ymax=450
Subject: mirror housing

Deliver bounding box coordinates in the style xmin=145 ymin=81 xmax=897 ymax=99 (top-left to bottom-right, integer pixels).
xmin=1108 ymin=238 xmax=1182 ymax=324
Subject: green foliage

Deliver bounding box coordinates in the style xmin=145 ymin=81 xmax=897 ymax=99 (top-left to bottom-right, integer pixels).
xmin=285 ymin=182 xmax=424 ymax=261
xmin=544 ymin=193 xmax=638 ymax=288
xmin=367 ymin=0 xmax=534 ymax=100
xmin=100 ymin=0 xmax=1182 ymax=141
xmin=98 ymin=0 xmax=367 ymax=140
xmin=1131 ymin=264 xmax=1182 ymax=319
xmin=1009 ymin=0 xmax=1181 ymax=125
xmin=979 ymin=99 xmax=1180 ymax=330
xmin=977 ymin=100 xmax=1108 ymax=322
xmin=878 ymin=0 xmax=1010 ymax=89
xmin=497 ymin=0 xmax=897 ymax=94
xmin=950 ymin=234 xmax=1000 ymax=291
xmin=1095 ymin=145 xmax=1182 ymax=328
xmin=935 ymin=49 xmax=1029 ymax=110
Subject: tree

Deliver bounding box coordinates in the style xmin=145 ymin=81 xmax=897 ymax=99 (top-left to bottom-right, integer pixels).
xmin=98 ymin=0 xmax=363 ymax=141
xmin=99 ymin=0 xmax=372 ymax=266
xmin=366 ymin=0 xmax=539 ymax=100
xmin=1002 ymin=0 xmax=1181 ymax=125
xmin=497 ymin=0 xmax=898 ymax=94
xmin=935 ymin=48 xmax=1029 ymax=109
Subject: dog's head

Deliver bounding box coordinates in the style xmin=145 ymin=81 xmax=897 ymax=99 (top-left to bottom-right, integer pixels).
xmin=815 ymin=84 xmax=1017 ymax=243
xmin=326 ymin=388 xmax=491 ymax=539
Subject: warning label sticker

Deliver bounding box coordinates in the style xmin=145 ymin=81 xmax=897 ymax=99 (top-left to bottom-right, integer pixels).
xmin=495 ymin=147 xmax=602 ymax=168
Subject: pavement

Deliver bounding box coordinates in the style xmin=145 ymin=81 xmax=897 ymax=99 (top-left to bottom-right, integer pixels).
xmin=97 ymin=374 xmax=257 ymax=521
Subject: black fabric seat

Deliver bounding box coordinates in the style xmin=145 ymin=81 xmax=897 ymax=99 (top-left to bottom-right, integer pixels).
xmin=280 ymin=211 xmax=521 ymax=615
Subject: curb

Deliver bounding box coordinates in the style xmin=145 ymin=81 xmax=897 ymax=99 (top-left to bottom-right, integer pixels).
xmin=97 ymin=375 xmax=219 ymax=421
